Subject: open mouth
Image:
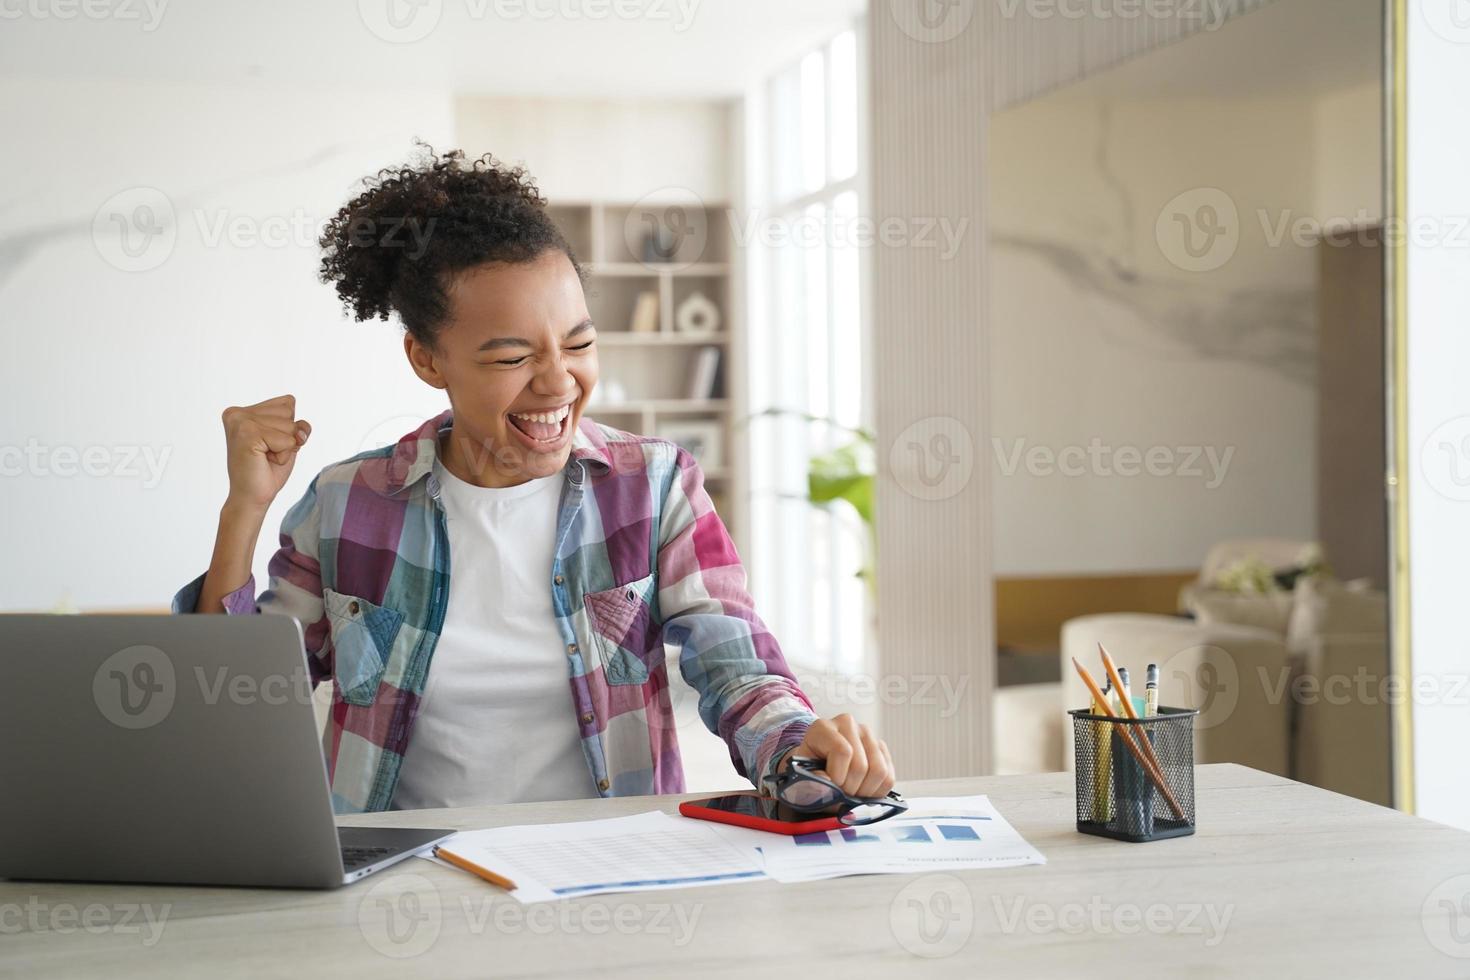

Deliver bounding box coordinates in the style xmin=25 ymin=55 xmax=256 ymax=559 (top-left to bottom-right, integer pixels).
xmin=507 ymin=403 xmax=572 ymax=447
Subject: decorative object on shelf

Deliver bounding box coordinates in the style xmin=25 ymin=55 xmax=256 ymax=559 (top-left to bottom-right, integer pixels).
xmin=628 ymin=291 xmax=659 ymax=333
xmin=686 ymin=346 xmax=722 ymax=400
xmin=625 ymin=189 xmax=710 ymax=273
xmin=640 ymin=222 xmax=679 ymax=264
xmin=657 ymin=419 xmax=724 ymax=471
xmin=674 ymin=290 xmax=721 ymax=336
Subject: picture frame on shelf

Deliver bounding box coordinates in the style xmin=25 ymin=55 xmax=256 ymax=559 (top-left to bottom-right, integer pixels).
xmin=656 ymin=419 xmax=724 ymax=471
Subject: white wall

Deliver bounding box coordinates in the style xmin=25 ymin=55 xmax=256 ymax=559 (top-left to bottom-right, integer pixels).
xmin=0 ymin=77 xmax=455 ymax=611
xmin=1406 ymin=8 xmax=1470 ymax=830
xmin=989 ymin=85 xmax=1379 ymax=576
xmin=454 ymin=97 xmax=732 ymax=203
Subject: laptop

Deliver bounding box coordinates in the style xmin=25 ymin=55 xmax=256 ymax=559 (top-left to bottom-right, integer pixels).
xmin=0 ymin=613 xmax=452 ymax=888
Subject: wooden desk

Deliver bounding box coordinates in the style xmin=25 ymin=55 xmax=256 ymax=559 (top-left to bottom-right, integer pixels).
xmin=5 ymin=765 xmax=1469 ymax=978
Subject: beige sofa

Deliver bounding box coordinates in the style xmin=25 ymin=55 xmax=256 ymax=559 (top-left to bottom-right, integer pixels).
xmin=1059 ymin=614 xmax=1293 ymax=777
xmin=993 ymin=682 xmax=1065 ymax=775
xmin=1286 ymin=577 xmax=1391 ymax=804
xmin=992 ymin=539 xmax=1392 ymax=802
xmin=1057 ymin=575 xmax=1391 ymax=805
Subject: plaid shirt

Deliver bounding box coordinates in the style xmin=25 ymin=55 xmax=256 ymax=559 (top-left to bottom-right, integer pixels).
xmin=172 ymin=410 xmax=815 ymax=813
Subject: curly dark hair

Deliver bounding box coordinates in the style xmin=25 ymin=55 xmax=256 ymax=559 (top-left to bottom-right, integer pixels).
xmin=318 ymin=141 xmax=582 ymax=346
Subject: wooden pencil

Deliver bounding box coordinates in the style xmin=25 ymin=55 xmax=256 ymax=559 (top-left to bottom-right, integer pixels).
xmin=1071 ymin=657 xmax=1186 ymax=821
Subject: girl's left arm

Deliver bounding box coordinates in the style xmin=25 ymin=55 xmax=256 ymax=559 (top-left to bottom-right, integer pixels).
xmin=655 ymin=446 xmax=894 ymax=797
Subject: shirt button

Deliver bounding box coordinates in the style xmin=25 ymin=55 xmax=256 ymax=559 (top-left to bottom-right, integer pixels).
xmin=597 ymin=778 xmax=610 ymax=792
xmin=567 ymin=643 xmax=578 ymax=654
xmin=580 ymin=712 xmax=594 ymax=724
xmin=348 ymin=601 xmax=360 ymax=615
xmin=554 ymin=574 xmax=564 ymax=585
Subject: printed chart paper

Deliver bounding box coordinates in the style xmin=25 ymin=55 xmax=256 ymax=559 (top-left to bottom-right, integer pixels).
xmin=420 ymin=811 xmax=766 ymax=904
xmin=420 ymin=796 xmax=1045 ymax=901
xmin=702 ymin=795 xmax=1046 ymax=883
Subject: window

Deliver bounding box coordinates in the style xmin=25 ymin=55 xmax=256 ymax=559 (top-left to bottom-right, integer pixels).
xmin=745 ymin=28 xmax=869 ymax=674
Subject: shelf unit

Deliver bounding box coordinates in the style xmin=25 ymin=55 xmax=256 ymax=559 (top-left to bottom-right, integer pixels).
xmin=547 ymin=199 xmax=739 ymax=531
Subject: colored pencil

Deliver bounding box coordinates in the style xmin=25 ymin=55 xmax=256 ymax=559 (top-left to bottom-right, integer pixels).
xmin=433 ymin=844 xmax=518 ymax=891
xmin=1071 ymin=657 xmax=1186 ymax=821
xmin=1096 ymin=644 xmax=1186 ymax=820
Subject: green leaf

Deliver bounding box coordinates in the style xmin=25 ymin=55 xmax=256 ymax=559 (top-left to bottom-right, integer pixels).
xmin=808 ymin=441 xmax=876 ymax=527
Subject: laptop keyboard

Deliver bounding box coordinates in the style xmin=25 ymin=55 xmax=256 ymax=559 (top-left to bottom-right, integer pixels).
xmin=341 ymin=844 xmax=397 ymax=870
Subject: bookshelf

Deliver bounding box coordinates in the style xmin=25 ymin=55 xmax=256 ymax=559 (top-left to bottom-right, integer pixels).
xmin=547 ymin=199 xmax=739 ymax=534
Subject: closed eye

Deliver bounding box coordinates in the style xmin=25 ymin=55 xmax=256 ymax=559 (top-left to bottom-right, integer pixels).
xmin=496 ymin=339 xmax=593 ymax=365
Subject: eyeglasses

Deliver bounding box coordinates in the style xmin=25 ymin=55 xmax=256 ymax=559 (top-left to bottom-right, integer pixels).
xmin=762 ymin=755 xmax=908 ymax=826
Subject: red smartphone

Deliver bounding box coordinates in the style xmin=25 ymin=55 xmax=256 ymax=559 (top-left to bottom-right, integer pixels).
xmin=678 ymin=792 xmax=844 ymax=835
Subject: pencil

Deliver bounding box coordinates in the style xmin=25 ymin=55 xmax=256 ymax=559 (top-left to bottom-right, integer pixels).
xmin=433 ymin=844 xmax=518 ymax=891
xmin=1096 ymin=645 xmax=1185 ymax=820
xmin=1091 ymin=679 xmax=1114 ymax=823
xmin=1071 ymin=658 xmax=1186 ymax=821
xmin=1098 ymin=648 xmax=1168 ymax=765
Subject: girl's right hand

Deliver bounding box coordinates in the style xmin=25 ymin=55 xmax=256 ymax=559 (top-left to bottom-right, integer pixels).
xmin=221 ymin=394 xmax=312 ymax=513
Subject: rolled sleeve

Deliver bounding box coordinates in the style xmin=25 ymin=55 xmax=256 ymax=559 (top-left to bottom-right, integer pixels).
xmin=756 ymin=721 xmax=813 ymax=789
xmin=170 ymin=571 xmax=259 ymax=615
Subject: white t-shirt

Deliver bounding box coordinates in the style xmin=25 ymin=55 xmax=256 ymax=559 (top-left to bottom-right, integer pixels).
xmin=390 ymin=458 xmax=596 ymax=809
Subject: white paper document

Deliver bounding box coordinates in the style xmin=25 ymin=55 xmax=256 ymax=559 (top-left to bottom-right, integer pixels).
xmin=420 ymin=796 xmax=1044 ymax=902
xmin=421 ymin=811 xmax=766 ymax=904
xmin=703 ymin=795 xmax=1046 ymax=883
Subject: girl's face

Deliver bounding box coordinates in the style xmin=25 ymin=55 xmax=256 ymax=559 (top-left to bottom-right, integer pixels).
xmin=405 ymin=249 xmax=599 ymax=486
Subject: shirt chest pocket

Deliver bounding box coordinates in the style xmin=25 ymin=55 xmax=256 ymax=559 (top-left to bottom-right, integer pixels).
xmin=322 ymin=588 xmax=406 ymax=707
xmin=582 ymin=572 xmax=658 ymax=686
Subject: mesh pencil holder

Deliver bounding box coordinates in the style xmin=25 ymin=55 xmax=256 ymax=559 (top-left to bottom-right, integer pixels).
xmin=1068 ymin=706 xmax=1198 ymax=843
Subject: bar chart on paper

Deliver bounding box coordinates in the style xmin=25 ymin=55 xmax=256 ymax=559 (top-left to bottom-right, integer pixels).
xmin=794 ymin=814 xmax=993 ymax=847
xmin=712 ymin=796 xmax=1045 ymax=883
